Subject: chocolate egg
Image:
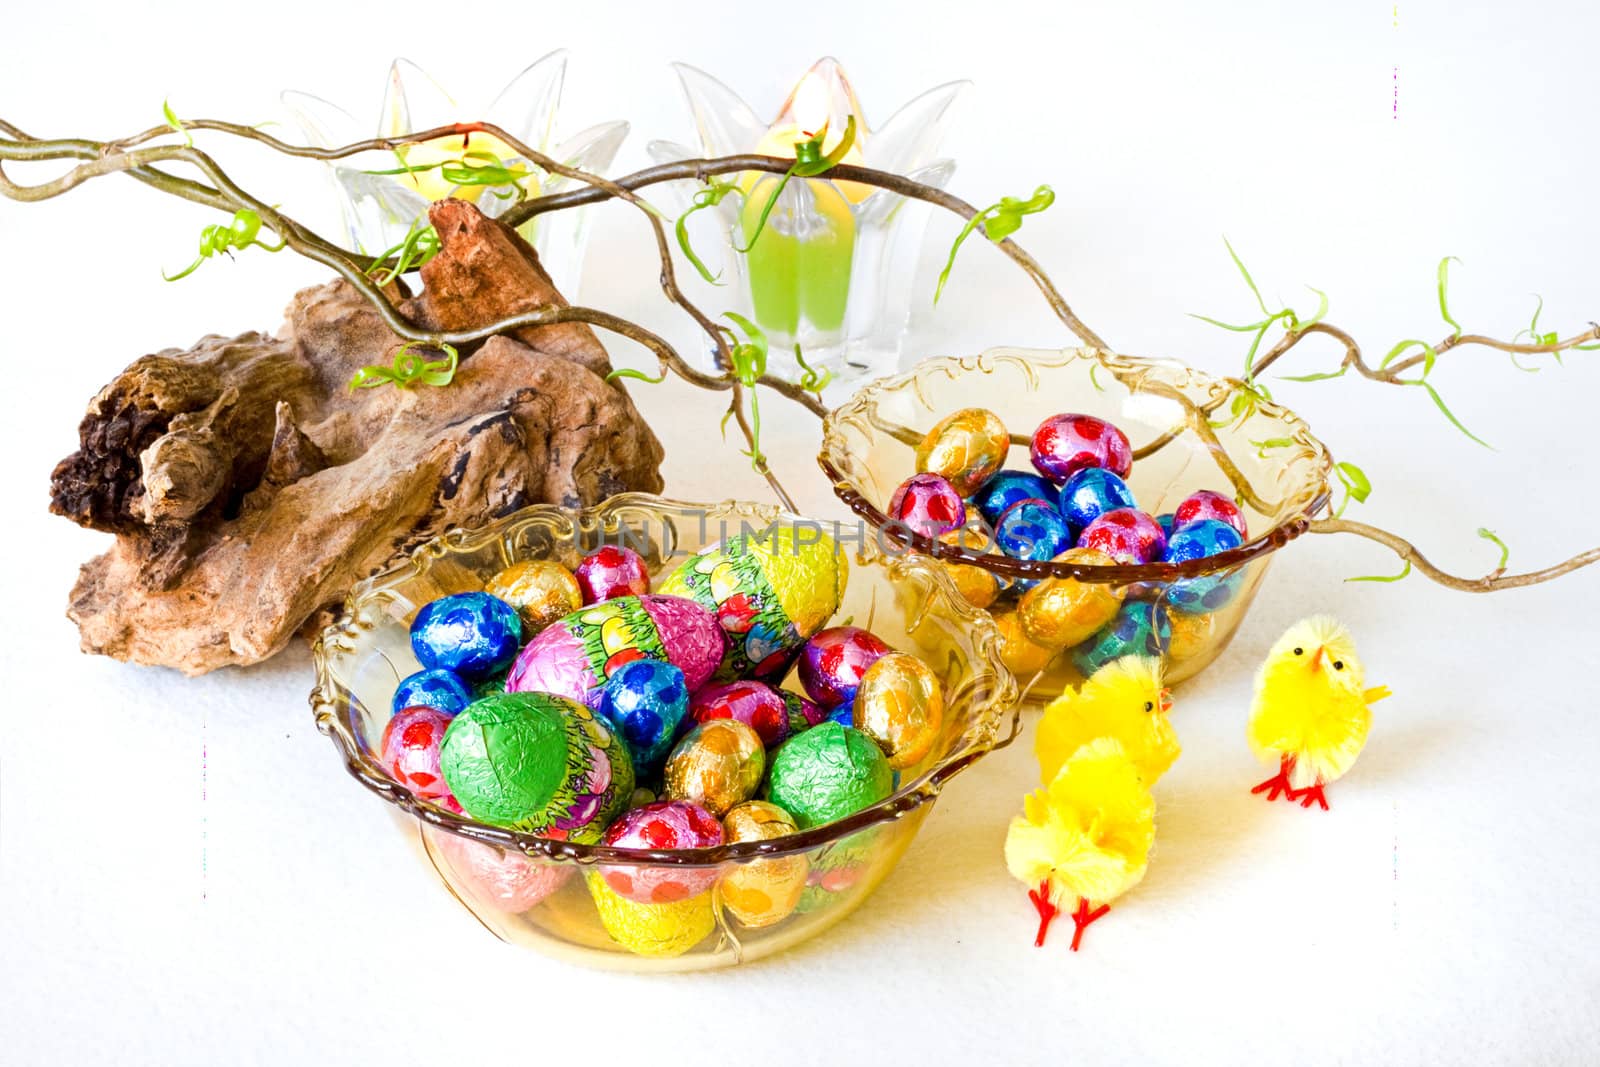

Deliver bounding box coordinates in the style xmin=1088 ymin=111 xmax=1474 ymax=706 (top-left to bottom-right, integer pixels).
xmin=658 ymin=526 xmax=845 ymax=681
xmin=888 ymin=473 xmax=968 ymax=538
xmin=765 ymin=723 xmax=894 ymax=829
xmin=587 ymin=872 xmax=716 ymax=958
xmin=720 ymin=801 xmax=808 ymax=928
xmin=410 ymin=592 xmax=522 ymax=681
xmin=431 ymin=832 xmax=571 ymax=913
xmin=779 ymin=690 xmax=826 ymax=734
xmin=689 ymin=680 xmax=793 ymax=748
xmin=439 ymin=692 xmax=633 ymax=841
xmin=485 ymin=559 xmax=583 ymax=635
xmin=392 ymin=668 xmax=473 ymax=717
xmin=1155 ymin=512 xmax=1178 ymax=540
xmin=1166 ymin=608 xmax=1217 ymax=661
xmin=827 ymin=701 xmax=854 ymax=728
xmin=1173 ymin=490 xmax=1248 ymax=538
xmin=1018 ymin=547 xmax=1124 ymax=648
xmin=574 ymin=545 xmax=651 ymax=605
xmin=994 ymin=609 xmax=1058 ymax=675
xmin=1058 ymin=468 xmax=1138 ymax=531
xmin=798 ymin=625 xmax=892 ymax=708
xmin=596 ymin=660 xmax=690 ymax=776
xmin=995 ymin=499 xmax=1074 ymax=562
xmin=972 ymin=470 xmax=1059 ymax=527
xmin=663 ymin=719 xmax=765 ymax=817
xmin=599 ymin=800 xmax=725 ymax=904
xmin=853 ymin=652 xmax=944 ymax=770
xmin=936 ymin=515 xmax=1003 ymax=608
xmin=381 ymin=706 xmax=455 ymax=799
xmin=915 ymin=407 xmax=1010 ymax=496
xmin=506 ymin=594 xmax=722 ymax=707
xmin=1072 ymin=600 xmax=1172 ymax=676
xmin=1163 ymin=518 xmax=1246 ymax=614
xmin=1078 ymin=507 xmax=1167 ymax=565
xmin=1030 ymin=413 xmax=1132 ymax=483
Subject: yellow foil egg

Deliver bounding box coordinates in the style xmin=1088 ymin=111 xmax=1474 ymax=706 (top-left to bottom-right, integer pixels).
xmin=994 ymin=609 xmax=1057 ymax=675
xmin=938 ymin=516 xmax=1002 ymax=609
xmin=485 ymin=560 xmax=583 ymax=636
xmin=915 ymin=407 xmax=1011 ymax=496
xmin=663 ymin=719 xmax=765 ymax=817
xmin=854 ymin=652 xmax=945 ymax=770
xmin=719 ymin=801 xmax=808 ymax=928
xmin=1018 ymin=548 xmax=1125 ymax=649
xmin=1166 ymin=608 xmax=1217 ymax=661
xmin=587 ymin=872 xmax=717 ymax=958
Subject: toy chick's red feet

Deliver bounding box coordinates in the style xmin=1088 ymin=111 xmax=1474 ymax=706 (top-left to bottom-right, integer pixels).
xmin=1028 ymin=880 xmax=1059 ymax=947
xmin=1291 ymin=781 xmax=1330 ymax=810
xmin=1251 ymin=755 xmax=1298 ymax=802
xmin=1068 ymin=897 xmax=1110 ymax=952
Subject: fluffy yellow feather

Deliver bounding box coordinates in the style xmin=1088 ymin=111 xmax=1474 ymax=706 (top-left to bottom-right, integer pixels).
xmin=1247 ymin=615 xmax=1392 ymax=810
xmin=1005 ymin=737 xmax=1156 ymax=950
xmin=1035 ymin=656 xmax=1180 ymax=788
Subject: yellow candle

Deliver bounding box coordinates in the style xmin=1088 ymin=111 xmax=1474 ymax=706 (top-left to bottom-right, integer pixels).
xmin=393 ymin=130 xmax=540 ymax=205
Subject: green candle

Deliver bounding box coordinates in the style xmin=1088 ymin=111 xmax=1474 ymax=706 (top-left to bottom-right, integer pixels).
xmin=739 ymin=174 xmax=856 ymax=336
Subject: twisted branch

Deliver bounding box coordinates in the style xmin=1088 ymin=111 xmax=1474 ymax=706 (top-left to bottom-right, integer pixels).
xmin=1311 ymin=518 xmax=1600 ymax=591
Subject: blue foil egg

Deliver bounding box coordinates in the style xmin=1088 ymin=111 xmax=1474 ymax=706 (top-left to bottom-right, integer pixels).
xmin=971 ymin=470 xmax=1060 ymax=527
xmin=1162 ymin=519 xmax=1246 ymax=615
xmin=392 ymin=668 xmax=474 ymax=717
xmin=827 ymin=699 xmax=855 ymax=728
xmin=1071 ymin=600 xmax=1172 ymax=676
xmin=1059 ymin=468 xmax=1137 ymax=532
xmin=1155 ymin=512 xmax=1177 ymax=540
xmin=596 ymin=660 xmax=691 ymax=776
xmin=995 ymin=499 xmax=1075 ymax=562
xmin=410 ymin=592 xmax=523 ymax=681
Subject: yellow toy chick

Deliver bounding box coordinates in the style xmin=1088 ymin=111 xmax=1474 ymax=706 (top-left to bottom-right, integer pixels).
xmin=1248 ymin=616 xmax=1392 ymax=810
xmin=1035 ymin=656 xmax=1180 ymax=787
xmin=1004 ymin=737 xmax=1156 ymax=951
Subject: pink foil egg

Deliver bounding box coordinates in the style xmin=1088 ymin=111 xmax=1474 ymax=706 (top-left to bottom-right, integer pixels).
xmin=1173 ymin=490 xmax=1248 ymax=538
xmin=430 ymin=832 xmax=572 ymax=913
xmin=1029 ymin=413 xmax=1133 ymax=484
xmin=887 ymin=473 xmax=967 ymax=538
xmin=574 ymin=546 xmax=651 ymax=605
xmin=798 ymin=626 xmax=893 ymax=708
xmin=689 ymin=680 xmax=793 ymax=748
xmin=1077 ymin=508 xmax=1168 ymax=565
xmin=381 ymin=706 xmax=455 ymax=799
xmin=600 ymin=800 xmax=725 ymax=904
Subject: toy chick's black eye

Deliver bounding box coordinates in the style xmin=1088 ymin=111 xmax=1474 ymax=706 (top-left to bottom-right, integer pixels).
xmin=1293 ymin=647 xmax=1304 ymax=656
xmin=1144 ymin=701 xmax=1154 ymax=712
xmin=1333 ymin=660 xmax=1344 ymax=670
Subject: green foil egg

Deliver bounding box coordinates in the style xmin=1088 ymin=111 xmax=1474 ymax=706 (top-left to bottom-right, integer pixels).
xmin=765 ymin=722 xmax=894 ymax=829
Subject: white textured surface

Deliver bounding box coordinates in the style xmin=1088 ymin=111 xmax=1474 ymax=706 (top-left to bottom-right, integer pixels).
xmin=2 ymin=2 xmax=1598 ymax=1063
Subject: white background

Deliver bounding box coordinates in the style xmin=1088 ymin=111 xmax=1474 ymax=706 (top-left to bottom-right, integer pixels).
xmin=3 ymin=2 xmax=1598 ymax=1063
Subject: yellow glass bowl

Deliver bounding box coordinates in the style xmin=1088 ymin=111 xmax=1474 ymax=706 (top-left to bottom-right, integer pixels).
xmin=310 ymin=495 xmax=1018 ymax=971
xmin=819 ymin=347 xmax=1333 ymax=694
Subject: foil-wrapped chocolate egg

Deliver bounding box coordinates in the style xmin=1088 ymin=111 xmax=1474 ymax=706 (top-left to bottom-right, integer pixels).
xmin=936 ymin=514 xmax=1002 ymax=608
xmin=410 ymin=592 xmax=522 ymax=681
xmin=780 ymin=690 xmax=826 ymax=734
xmin=471 ymin=672 xmax=508 ymax=701
xmin=1155 ymin=512 xmax=1178 ymax=540
xmin=596 ymin=660 xmax=690 ymax=776
xmin=720 ymin=801 xmax=808 ymax=928
xmin=827 ymin=701 xmax=854 ymax=728
xmin=430 ymin=832 xmax=571 ymax=913
xmin=971 ymin=470 xmax=1059 ymax=527
xmin=1166 ymin=608 xmax=1217 ymax=661
xmin=1163 ymin=518 xmax=1246 ymax=614
xmin=915 ymin=407 xmax=1010 ymax=496
xmin=658 ymin=527 xmax=845 ymax=681
xmin=765 ymin=723 xmax=894 ymax=829
xmin=798 ymin=625 xmax=892 ymax=709
xmin=381 ymin=706 xmax=455 ymax=798
xmin=663 ymin=719 xmax=765 ymax=817
xmin=1030 ymin=413 xmax=1133 ymax=483
xmin=888 ymin=473 xmax=967 ymax=538
xmin=1058 ymin=468 xmax=1138 ymax=532
xmin=587 ymin=871 xmax=716 ymax=958
xmin=853 ymin=652 xmax=944 ymax=770
xmin=574 ymin=545 xmax=651 ymax=605
xmin=485 ymin=559 xmax=583 ymax=635
xmin=995 ymin=499 xmax=1075 ymax=562
xmin=506 ymin=594 xmax=722 ymax=707
xmin=440 ymin=692 xmax=634 ymax=841
xmin=392 ymin=668 xmax=473 ymax=717
xmin=689 ymin=679 xmax=793 ymax=748
xmin=1072 ymin=600 xmax=1172 ymax=676
xmin=994 ymin=609 xmax=1059 ymax=675
xmin=1078 ymin=508 xmax=1167 ymax=565
xmin=1173 ymin=490 xmax=1248 ymax=538
xmin=599 ymin=800 xmax=725 ymax=904
xmin=1018 ymin=547 xmax=1124 ymax=648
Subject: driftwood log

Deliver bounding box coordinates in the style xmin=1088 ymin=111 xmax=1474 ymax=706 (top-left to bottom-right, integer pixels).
xmin=49 ymin=200 xmax=665 ymax=674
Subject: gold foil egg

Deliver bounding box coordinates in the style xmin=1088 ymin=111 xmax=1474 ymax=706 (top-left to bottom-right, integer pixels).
xmin=485 ymin=560 xmax=583 ymax=636
xmin=719 ymin=801 xmax=808 ymax=928
xmin=1018 ymin=548 xmax=1124 ymax=648
xmin=854 ymin=652 xmax=945 ymax=770
xmin=994 ymin=609 xmax=1057 ymax=675
xmin=663 ymin=719 xmax=765 ymax=817
xmin=938 ymin=515 xmax=1001 ymax=609
xmin=586 ymin=872 xmax=716 ymax=958
xmin=1166 ymin=608 xmax=1217 ymax=661
xmin=914 ymin=407 xmax=1011 ymax=496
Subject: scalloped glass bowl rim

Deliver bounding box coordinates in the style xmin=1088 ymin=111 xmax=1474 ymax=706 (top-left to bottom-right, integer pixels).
xmin=309 ymin=494 xmax=1020 ymax=867
xmin=818 ymin=347 xmax=1334 ymax=583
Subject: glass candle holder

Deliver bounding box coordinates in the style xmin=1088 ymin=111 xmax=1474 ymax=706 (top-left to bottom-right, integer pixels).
xmin=648 ymin=57 xmax=967 ymax=385
xmin=283 ymin=51 xmax=629 ymax=299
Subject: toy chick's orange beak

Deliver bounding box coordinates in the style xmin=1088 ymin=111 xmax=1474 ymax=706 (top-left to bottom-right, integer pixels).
xmin=1158 ymin=687 xmax=1173 ymax=712
xmin=1310 ymin=646 xmax=1324 ymax=671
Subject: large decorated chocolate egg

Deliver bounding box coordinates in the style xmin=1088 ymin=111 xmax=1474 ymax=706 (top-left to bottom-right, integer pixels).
xmin=797 ymin=626 xmax=892 ymax=709
xmin=381 ymin=706 xmax=455 ymax=799
xmin=853 ymin=652 xmax=944 ymax=770
xmin=995 ymin=499 xmax=1075 ymax=562
xmin=971 ymin=469 xmax=1058 ymax=527
xmin=663 ymin=720 xmax=765 ymax=817
xmin=1162 ymin=518 xmax=1246 ymax=614
xmin=888 ymin=473 xmax=968 ymax=538
xmin=1058 ymin=468 xmax=1138 ymax=532
xmin=599 ymin=800 xmax=725 ymax=904
xmin=689 ymin=680 xmax=793 ymax=748
xmin=430 ymin=832 xmax=572 ymax=913
xmin=720 ymin=801 xmax=808 ymax=928
xmin=1030 ymin=413 xmax=1133 ymax=483
xmin=574 ymin=545 xmax=651 ymax=605
xmin=485 ymin=559 xmax=583 ymax=636
xmin=1078 ymin=507 xmax=1167 ymax=565
xmin=1018 ymin=547 xmax=1125 ymax=648
xmin=915 ymin=407 xmax=1010 ymax=496
xmin=657 ymin=526 xmax=845 ymax=681
xmin=410 ymin=592 xmax=522 ymax=681
xmin=779 ymin=690 xmax=826 ymax=734
xmin=1072 ymin=600 xmax=1172 ymax=676
xmin=439 ymin=692 xmax=633 ymax=841
xmin=766 ymin=723 xmax=894 ymax=829
xmin=392 ymin=668 xmax=473 ymax=717
xmin=596 ymin=660 xmax=690 ymax=776
xmin=506 ymin=594 xmax=722 ymax=707
xmin=1173 ymin=490 xmax=1248 ymax=538
xmin=587 ymin=872 xmax=716 ymax=958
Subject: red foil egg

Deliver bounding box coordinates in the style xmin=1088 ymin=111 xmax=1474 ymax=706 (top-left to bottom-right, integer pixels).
xmin=381 ymin=706 xmax=455 ymax=799
xmin=688 ymin=680 xmax=793 ymax=748
xmin=887 ymin=473 xmax=967 ymax=538
xmin=600 ymin=800 xmax=725 ymax=903
xmin=1173 ymin=490 xmax=1248 ymax=538
xmin=1077 ymin=508 xmax=1168 ymax=565
xmin=1029 ymin=414 xmax=1133 ymax=484
xmin=431 ymin=832 xmax=572 ymax=913
xmin=574 ymin=546 xmax=651 ymax=605
xmin=798 ymin=626 xmax=893 ymax=708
